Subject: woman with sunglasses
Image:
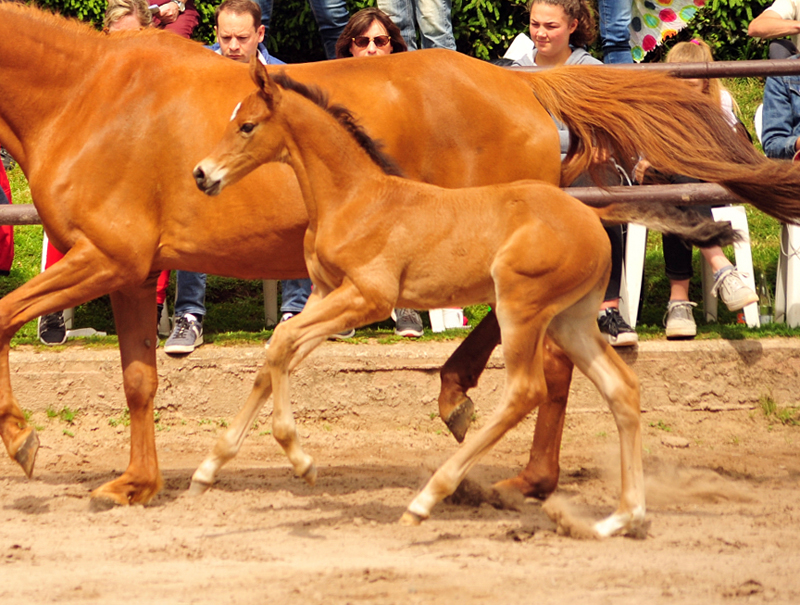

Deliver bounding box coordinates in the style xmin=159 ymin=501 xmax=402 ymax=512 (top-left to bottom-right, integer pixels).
xmin=334 ymin=8 xmax=407 ymax=58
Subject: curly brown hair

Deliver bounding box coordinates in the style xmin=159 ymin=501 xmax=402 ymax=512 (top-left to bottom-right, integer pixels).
xmin=527 ymin=0 xmax=596 ymax=48
xmin=334 ymin=8 xmax=408 ymax=58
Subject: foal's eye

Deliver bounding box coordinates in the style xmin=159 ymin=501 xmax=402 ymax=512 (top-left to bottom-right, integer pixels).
xmin=240 ymin=122 xmax=256 ymax=134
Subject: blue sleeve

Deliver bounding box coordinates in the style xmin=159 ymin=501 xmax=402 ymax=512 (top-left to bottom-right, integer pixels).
xmin=762 ymin=75 xmax=800 ymax=160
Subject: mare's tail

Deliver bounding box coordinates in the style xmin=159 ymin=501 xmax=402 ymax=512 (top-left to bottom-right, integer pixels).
xmin=593 ymin=200 xmax=739 ymax=249
xmin=514 ymin=66 xmax=800 ymax=224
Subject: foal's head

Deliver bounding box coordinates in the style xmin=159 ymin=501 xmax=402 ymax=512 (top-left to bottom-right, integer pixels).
xmin=194 ymin=57 xmax=402 ymax=196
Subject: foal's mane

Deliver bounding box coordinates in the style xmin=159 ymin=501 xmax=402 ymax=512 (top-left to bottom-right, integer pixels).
xmin=272 ymin=72 xmax=405 ymax=177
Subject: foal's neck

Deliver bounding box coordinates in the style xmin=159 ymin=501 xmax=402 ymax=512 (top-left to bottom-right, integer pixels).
xmin=279 ymin=90 xmax=392 ymax=228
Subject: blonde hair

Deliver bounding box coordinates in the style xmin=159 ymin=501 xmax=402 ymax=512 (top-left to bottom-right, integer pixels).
xmin=104 ymin=0 xmax=152 ymax=30
xmin=665 ymin=39 xmax=740 ymax=117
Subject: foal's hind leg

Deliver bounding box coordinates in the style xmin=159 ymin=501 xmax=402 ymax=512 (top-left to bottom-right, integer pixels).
xmin=403 ymin=312 xmax=553 ymax=525
xmin=438 ymin=310 xmax=571 ymax=499
xmin=548 ymin=303 xmax=645 ymax=537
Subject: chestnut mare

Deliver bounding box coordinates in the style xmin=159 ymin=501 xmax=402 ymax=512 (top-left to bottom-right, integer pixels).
xmin=192 ymin=63 xmax=742 ymax=532
xmin=2 ymin=4 xmax=800 ymax=508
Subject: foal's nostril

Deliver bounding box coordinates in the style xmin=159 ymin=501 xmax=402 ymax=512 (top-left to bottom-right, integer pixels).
xmin=193 ymin=166 xmax=206 ymax=182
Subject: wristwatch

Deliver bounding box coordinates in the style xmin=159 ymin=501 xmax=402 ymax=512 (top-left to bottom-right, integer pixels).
xmin=172 ymin=0 xmax=185 ymax=12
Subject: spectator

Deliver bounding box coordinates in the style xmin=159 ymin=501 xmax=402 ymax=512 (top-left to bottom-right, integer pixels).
xmin=331 ymin=8 xmax=425 ymax=338
xmin=308 ymin=0 xmax=350 ymax=59
xmin=0 ymin=163 xmax=14 ymax=278
xmin=165 ymin=0 xmax=302 ymax=355
xmin=748 ymin=1 xmax=800 ymax=59
xmin=513 ymin=0 xmax=637 ymax=346
xmin=376 ymin=0 xmax=455 ymax=50
xmin=149 ymin=0 xmax=200 ymax=39
xmin=104 ymin=0 xmax=153 ymax=31
xmin=598 ymin=0 xmax=632 ymax=64
xmin=762 ymin=54 xmax=800 ymax=160
xmin=37 ymin=0 xmax=155 ymax=346
xmin=635 ymin=39 xmax=758 ymax=339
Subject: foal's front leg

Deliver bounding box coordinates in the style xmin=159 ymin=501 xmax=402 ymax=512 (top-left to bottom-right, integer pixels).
xmin=266 ymin=284 xmax=391 ymax=483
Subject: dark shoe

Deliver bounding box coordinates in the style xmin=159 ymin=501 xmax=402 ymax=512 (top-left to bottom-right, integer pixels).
xmin=394 ymin=308 xmax=424 ymax=338
xmin=164 ymin=314 xmax=203 ymax=354
xmin=0 ymin=147 xmax=15 ymax=171
xmin=597 ymin=308 xmax=638 ymax=347
xmin=38 ymin=311 xmax=67 ymax=346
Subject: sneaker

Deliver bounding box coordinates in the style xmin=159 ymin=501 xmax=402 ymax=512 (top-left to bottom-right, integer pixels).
xmin=265 ymin=312 xmax=295 ymax=348
xmin=0 ymin=147 xmax=15 ymax=171
xmin=164 ymin=314 xmax=203 ymax=354
xmin=712 ymin=266 xmax=758 ymax=312
xmin=328 ymin=327 xmax=356 ymax=341
xmin=393 ymin=308 xmax=424 ymax=338
xmin=663 ymin=300 xmax=697 ymax=340
xmin=38 ymin=311 xmax=66 ymax=346
xmin=597 ymin=308 xmax=638 ymax=347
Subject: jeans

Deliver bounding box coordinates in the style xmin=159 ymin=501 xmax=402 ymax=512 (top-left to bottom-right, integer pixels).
xmin=762 ymin=61 xmax=800 ymax=160
xmin=598 ymin=0 xmax=632 ymax=64
xmin=175 ymin=270 xmax=207 ymax=318
xmin=377 ymin=0 xmax=456 ymax=50
xmin=257 ymin=0 xmax=274 ymax=44
xmin=307 ymin=0 xmax=350 ymax=59
xmin=281 ymin=278 xmax=313 ymax=314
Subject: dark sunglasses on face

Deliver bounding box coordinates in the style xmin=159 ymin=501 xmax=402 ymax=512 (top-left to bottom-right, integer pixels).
xmin=352 ymin=35 xmax=391 ymax=48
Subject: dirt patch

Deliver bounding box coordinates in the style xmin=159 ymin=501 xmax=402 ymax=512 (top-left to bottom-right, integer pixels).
xmin=1 ymin=342 xmax=800 ymax=603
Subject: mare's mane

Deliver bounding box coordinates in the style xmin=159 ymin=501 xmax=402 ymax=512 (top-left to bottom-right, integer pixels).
xmin=272 ymin=72 xmax=405 ymax=178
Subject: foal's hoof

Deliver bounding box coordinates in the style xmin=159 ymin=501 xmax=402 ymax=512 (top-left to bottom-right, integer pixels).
xmin=399 ymin=510 xmax=426 ymax=526
xmin=12 ymin=428 xmax=39 ymax=479
xmin=300 ymin=462 xmax=317 ymax=486
xmin=443 ymin=397 xmax=475 ymax=444
xmin=188 ymin=478 xmax=212 ymax=497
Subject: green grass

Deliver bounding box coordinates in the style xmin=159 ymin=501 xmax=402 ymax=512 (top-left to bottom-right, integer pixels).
xmin=5 ymin=78 xmax=800 ymax=344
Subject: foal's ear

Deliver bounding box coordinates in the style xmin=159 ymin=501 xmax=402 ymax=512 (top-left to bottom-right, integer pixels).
xmin=249 ymin=56 xmax=280 ymax=107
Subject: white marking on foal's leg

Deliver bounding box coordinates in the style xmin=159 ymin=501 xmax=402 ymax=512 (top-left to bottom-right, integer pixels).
xmin=593 ymin=505 xmax=647 ymax=538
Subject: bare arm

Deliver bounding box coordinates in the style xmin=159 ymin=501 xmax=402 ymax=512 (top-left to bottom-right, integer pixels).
xmin=748 ymin=10 xmax=800 ymax=39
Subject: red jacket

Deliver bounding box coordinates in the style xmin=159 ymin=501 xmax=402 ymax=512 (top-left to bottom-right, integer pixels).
xmin=0 ymin=164 xmax=15 ymax=274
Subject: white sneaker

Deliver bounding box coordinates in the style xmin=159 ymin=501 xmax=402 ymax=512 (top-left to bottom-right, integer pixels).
xmin=712 ymin=267 xmax=758 ymax=311
xmin=664 ymin=301 xmax=697 ymax=340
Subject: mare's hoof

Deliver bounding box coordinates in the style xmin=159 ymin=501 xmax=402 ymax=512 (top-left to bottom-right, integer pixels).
xmin=443 ymin=397 xmax=475 ymax=444
xmin=494 ymin=474 xmax=557 ymax=501
xmin=187 ymin=478 xmax=212 ymax=496
xmin=300 ymin=462 xmax=317 ymax=486
xmin=399 ymin=510 xmax=425 ymax=526
xmin=13 ymin=428 xmax=39 ymax=479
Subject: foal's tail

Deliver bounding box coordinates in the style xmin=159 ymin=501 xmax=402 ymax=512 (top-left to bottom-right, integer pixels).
xmin=593 ymin=200 xmax=739 ymax=249
xmin=515 ymin=66 xmax=800 ymax=224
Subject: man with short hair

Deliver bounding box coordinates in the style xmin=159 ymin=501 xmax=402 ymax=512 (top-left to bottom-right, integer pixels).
xmin=748 ymin=1 xmax=800 ymax=59
xmin=165 ymin=0 xmax=318 ymax=354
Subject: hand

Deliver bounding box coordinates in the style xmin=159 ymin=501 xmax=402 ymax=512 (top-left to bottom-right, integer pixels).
xmin=159 ymin=3 xmax=180 ymax=24
xmin=633 ymin=159 xmax=652 ymax=184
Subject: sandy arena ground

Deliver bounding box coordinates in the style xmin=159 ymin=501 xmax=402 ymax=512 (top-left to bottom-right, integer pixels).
xmin=1 ymin=341 xmax=799 ymax=604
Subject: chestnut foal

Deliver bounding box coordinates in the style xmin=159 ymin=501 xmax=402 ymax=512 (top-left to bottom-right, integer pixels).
xmin=191 ymin=61 xmax=738 ymax=535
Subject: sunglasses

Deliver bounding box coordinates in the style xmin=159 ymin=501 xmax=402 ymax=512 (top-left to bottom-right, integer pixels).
xmin=352 ymin=35 xmax=391 ymax=48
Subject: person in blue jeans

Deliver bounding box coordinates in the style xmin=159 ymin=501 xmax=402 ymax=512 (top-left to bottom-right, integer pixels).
xmin=307 ymin=0 xmax=350 ymax=59
xmin=762 ymin=55 xmax=800 ymax=160
xmin=165 ymin=0 xmax=313 ymax=354
xmin=376 ymin=0 xmax=455 ymax=50
xmin=597 ymin=0 xmax=632 ymax=64
xmin=256 ymin=0 xmax=273 ymax=44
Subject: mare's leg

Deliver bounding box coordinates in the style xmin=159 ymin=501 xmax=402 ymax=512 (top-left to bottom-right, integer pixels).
xmin=547 ymin=298 xmax=645 ymax=537
xmin=495 ymin=339 xmax=573 ymax=499
xmin=0 ymin=241 xmax=132 ymax=480
xmin=90 ymin=284 xmax=163 ymax=506
xmin=438 ymin=309 xmax=572 ymax=499
xmin=403 ymin=310 xmax=551 ymax=525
